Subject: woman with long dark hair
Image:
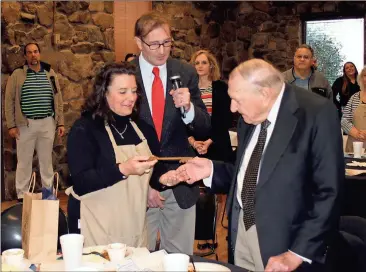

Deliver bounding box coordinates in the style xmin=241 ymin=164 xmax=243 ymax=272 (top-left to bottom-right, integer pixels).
xmin=66 ymin=62 xmax=157 ymax=247
xmin=332 ymin=62 xmax=360 ymax=118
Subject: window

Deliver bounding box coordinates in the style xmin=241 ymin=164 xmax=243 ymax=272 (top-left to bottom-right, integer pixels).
xmin=304 ymin=18 xmax=364 ymax=84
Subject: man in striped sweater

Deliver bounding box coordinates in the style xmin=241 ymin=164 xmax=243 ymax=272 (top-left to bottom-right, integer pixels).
xmin=5 ymin=43 xmax=64 ymax=200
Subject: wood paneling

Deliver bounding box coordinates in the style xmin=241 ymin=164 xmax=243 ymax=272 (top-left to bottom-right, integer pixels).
xmin=114 ymin=1 xmax=152 ymax=62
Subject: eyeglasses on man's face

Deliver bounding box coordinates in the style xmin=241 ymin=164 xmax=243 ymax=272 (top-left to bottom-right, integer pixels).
xmin=140 ymin=38 xmax=173 ymax=50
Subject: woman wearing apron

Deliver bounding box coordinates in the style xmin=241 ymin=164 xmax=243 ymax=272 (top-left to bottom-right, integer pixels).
xmin=341 ymin=66 xmax=366 ymax=153
xmin=66 ymin=62 xmax=157 ymax=247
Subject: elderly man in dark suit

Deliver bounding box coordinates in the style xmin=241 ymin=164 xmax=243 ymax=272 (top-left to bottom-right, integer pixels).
xmin=161 ymin=59 xmax=344 ymax=271
xmin=132 ymin=12 xmax=210 ymax=254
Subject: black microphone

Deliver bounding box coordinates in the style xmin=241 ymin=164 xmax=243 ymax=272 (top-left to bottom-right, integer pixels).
xmin=170 ymin=75 xmax=186 ymax=118
xmin=50 ymin=76 xmax=58 ymax=93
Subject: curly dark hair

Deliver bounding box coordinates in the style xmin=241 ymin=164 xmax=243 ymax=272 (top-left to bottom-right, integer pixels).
xmin=83 ymin=62 xmax=140 ymax=122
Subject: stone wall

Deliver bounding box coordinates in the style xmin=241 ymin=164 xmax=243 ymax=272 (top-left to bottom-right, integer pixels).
xmin=153 ymin=1 xmax=366 ymax=79
xmin=1 ymin=1 xmax=114 ymax=200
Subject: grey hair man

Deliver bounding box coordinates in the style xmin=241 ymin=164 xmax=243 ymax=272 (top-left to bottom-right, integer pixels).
xmin=161 ymin=59 xmax=343 ymax=271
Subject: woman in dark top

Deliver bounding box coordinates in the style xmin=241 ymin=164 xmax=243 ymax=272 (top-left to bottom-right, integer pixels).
xmin=188 ymin=50 xmax=234 ymax=162
xmin=66 ymin=62 xmax=157 ymax=247
xmin=332 ymin=62 xmax=360 ymax=118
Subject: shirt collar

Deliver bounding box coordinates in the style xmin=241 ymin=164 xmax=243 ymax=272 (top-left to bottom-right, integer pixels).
xmin=27 ymin=63 xmax=44 ymax=73
xmin=293 ymin=69 xmax=311 ymax=80
xmin=267 ymin=83 xmax=285 ymax=125
xmin=139 ymin=53 xmax=167 ymax=74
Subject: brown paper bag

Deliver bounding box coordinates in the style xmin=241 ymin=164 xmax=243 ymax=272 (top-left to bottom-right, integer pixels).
xmin=22 ymin=172 xmax=60 ymax=262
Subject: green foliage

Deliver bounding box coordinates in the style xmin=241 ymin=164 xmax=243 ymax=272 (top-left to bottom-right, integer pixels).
xmin=306 ymin=26 xmax=345 ymax=84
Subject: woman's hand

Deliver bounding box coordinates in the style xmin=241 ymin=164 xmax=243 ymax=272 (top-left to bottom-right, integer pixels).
xmin=192 ymin=140 xmax=204 ymax=151
xmin=349 ymin=127 xmax=365 ymax=141
xmin=119 ymin=156 xmax=157 ymax=177
xmin=359 ymin=130 xmax=366 ymax=141
xmin=196 ymin=139 xmax=213 ymax=155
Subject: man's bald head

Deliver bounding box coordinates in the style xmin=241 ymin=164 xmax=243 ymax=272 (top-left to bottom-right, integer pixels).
xmin=228 ymin=59 xmax=285 ymax=125
xmin=231 ymin=58 xmax=284 ymax=95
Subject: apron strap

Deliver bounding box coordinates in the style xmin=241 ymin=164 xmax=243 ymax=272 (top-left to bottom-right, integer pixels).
xmin=28 ymin=172 xmax=36 ymax=193
xmin=105 ymin=122 xmax=119 ymax=150
xmin=65 ymin=186 xmax=82 ymax=201
xmin=130 ymin=121 xmax=147 ymax=142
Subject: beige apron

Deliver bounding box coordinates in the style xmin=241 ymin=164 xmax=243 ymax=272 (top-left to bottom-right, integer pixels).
xmin=66 ymin=121 xmax=152 ymax=247
xmin=346 ymin=102 xmax=366 ymax=152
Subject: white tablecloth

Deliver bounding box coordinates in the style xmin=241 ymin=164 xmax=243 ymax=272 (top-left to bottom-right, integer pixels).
xmin=3 ymin=246 xmax=167 ymax=272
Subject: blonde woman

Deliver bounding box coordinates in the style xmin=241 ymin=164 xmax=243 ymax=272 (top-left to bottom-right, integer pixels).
xmin=189 ymin=50 xmax=233 ymax=162
xmin=341 ymin=66 xmax=366 ymax=152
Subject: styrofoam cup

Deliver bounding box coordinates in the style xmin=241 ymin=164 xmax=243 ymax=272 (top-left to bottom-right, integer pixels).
xmin=163 ymin=253 xmax=189 ymax=271
xmin=2 ymin=248 xmax=24 ymax=266
xmin=107 ymin=243 xmax=126 ymax=263
xmin=353 ymin=142 xmax=363 ymax=158
xmin=60 ymin=234 xmax=84 ymax=271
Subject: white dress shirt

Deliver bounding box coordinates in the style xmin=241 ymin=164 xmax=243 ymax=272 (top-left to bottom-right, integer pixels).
xmin=203 ymin=83 xmax=311 ymax=263
xmin=138 ymin=54 xmax=194 ymax=124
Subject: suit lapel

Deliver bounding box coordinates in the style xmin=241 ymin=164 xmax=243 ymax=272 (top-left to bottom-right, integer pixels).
xmin=227 ymin=118 xmax=254 ymax=214
xmin=160 ymin=59 xmax=176 ymax=146
xmin=256 ymin=85 xmax=299 ymax=191
xmin=134 ymin=59 xmax=155 ymax=129
xmin=236 ymin=120 xmax=255 ymax=175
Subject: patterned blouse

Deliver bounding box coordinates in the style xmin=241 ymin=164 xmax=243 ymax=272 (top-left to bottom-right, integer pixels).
xmin=200 ymin=85 xmax=213 ymax=116
xmin=341 ymin=92 xmax=365 ymax=133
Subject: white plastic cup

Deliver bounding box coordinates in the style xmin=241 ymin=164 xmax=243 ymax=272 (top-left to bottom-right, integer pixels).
xmin=60 ymin=234 xmax=84 ymax=271
xmin=2 ymin=248 xmax=24 ymax=266
xmin=163 ymin=253 xmax=189 ymax=271
xmin=107 ymin=243 xmax=127 ymax=263
xmin=353 ymin=142 xmax=363 ymax=158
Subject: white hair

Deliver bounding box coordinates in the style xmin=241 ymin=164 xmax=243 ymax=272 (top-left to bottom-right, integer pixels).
xmin=357 ymin=66 xmax=366 ymax=92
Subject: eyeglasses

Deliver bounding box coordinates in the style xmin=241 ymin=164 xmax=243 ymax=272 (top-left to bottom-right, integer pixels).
xmin=295 ymin=55 xmax=311 ymax=60
xmin=140 ymin=38 xmax=172 ymax=50
xmin=194 ymin=60 xmax=209 ymax=66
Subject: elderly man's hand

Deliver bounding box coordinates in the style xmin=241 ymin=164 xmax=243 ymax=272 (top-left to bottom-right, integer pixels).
xmin=265 ymin=251 xmax=303 ymax=272
xmin=147 ymin=186 xmax=165 ymax=209
xmin=177 ymin=157 xmax=212 ymax=184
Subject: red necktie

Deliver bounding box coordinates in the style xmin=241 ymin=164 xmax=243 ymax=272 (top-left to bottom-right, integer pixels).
xmin=152 ymin=67 xmax=165 ymax=141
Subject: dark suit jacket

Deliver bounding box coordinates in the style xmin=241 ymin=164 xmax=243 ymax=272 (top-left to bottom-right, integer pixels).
xmin=210 ymin=84 xmax=344 ymax=268
xmin=133 ymin=57 xmax=211 ymax=209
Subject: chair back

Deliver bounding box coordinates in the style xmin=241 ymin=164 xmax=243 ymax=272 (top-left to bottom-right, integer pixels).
xmin=1 ymin=203 xmax=23 ymax=252
xmin=325 ymin=216 xmax=366 ymax=272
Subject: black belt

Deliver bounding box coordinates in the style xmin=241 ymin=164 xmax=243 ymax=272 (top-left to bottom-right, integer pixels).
xmin=27 ymin=114 xmax=52 ymax=120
